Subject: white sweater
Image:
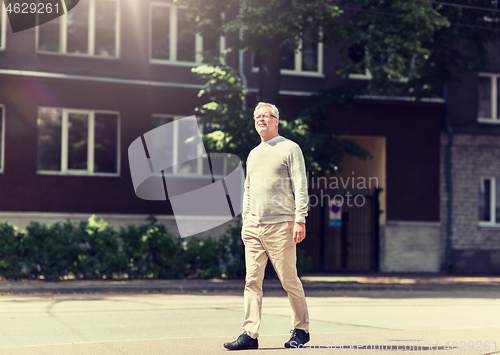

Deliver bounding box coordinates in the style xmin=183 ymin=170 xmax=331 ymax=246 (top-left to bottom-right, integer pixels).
xmin=243 ymin=136 xmax=308 ymax=224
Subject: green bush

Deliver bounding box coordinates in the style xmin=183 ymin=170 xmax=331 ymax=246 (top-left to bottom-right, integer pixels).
xmin=119 ymin=223 xmax=149 ymax=279
xmin=23 ymin=221 xmax=79 ymax=281
xmin=296 ymin=247 xmax=313 ymax=276
xmin=0 ymin=216 xmax=312 ymax=281
xmin=0 ymin=221 xmax=24 ymax=280
xmin=219 ymin=226 xmax=246 ymax=279
xmin=182 ymin=236 xmax=227 ymax=279
xmin=72 ymin=216 xmax=125 ymax=279
xmin=141 ymin=221 xmax=185 ymax=279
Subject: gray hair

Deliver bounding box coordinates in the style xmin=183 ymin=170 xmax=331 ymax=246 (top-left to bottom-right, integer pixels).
xmin=254 ymin=102 xmax=279 ymax=120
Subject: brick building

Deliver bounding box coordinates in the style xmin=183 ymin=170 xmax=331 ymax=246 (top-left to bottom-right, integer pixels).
xmin=440 ymin=47 xmax=500 ymax=273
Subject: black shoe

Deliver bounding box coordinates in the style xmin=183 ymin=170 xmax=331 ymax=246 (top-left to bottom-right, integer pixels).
xmin=284 ymin=328 xmax=310 ymax=348
xmin=224 ymin=333 xmax=258 ymax=350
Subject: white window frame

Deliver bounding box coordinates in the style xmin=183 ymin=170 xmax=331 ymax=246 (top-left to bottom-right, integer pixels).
xmin=347 ymin=46 xmax=413 ymax=82
xmin=0 ymin=104 xmax=5 ymax=173
xmin=348 ymin=67 xmax=407 ymax=82
xmin=479 ymin=177 xmax=500 ymax=227
xmin=149 ymin=2 xmax=225 ymax=66
xmin=152 ymin=114 xmax=204 ymax=177
xmin=478 ymin=73 xmax=500 ymax=124
xmin=348 ymin=47 xmax=372 ymax=80
xmin=37 ymin=107 xmax=121 ymax=177
xmin=282 ymin=39 xmax=323 ymax=77
xmin=0 ymin=3 xmax=7 ymax=51
xmin=252 ymin=40 xmax=324 ymax=77
xmin=35 ymin=0 xmax=121 ymax=58
xmin=348 ymin=68 xmax=372 ymax=80
xmin=151 ymin=114 xmax=228 ymax=178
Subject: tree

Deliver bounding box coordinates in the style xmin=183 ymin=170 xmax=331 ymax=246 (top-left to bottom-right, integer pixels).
xmin=178 ymin=0 xmax=500 ymax=174
xmin=192 ymin=63 xmax=369 ymax=175
xmin=341 ymin=0 xmax=500 ymax=97
xmin=178 ymin=0 xmax=369 ymax=174
xmin=176 ymin=0 xmax=342 ymax=104
xmin=179 ymin=0 xmax=500 ymax=98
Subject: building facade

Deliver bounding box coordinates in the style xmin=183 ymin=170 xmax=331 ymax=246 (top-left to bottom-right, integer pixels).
xmin=441 ymin=48 xmax=500 ymax=273
xmin=0 ymin=0 xmax=447 ymax=272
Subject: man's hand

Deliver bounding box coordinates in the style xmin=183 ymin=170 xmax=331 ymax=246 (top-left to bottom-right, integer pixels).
xmin=293 ymin=223 xmax=306 ymax=243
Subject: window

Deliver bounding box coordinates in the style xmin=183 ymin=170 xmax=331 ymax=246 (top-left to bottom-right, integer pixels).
xmin=346 ymin=46 xmax=412 ymax=83
xmin=37 ymin=108 xmax=120 ymax=176
xmin=0 ymin=106 xmax=4 ymax=173
xmin=347 ymin=45 xmax=372 ymax=80
xmin=37 ymin=0 xmax=120 ymax=58
xmin=150 ymin=3 xmax=225 ymax=65
xmin=479 ymin=178 xmax=500 ymax=225
xmin=151 ymin=115 xmax=226 ymax=177
xmin=0 ymin=3 xmax=6 ymax=50
xmin=151 ymin=115 xmax=204 ymax=176
xmin=253 ymin=40 xmax=323 ymax=76
xmin=478 ymin=74 xmax=500 ymax=123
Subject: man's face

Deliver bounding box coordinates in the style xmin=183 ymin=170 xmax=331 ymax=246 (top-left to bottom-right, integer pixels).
xmin=254 ymin=106 xmax=279 ymax=140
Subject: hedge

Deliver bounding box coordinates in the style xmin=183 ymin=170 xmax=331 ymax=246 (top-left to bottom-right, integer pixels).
xmin=0 ymin=215 xmax=312 ymax=281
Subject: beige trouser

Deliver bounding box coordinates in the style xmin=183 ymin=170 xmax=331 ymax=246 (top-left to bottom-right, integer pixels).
xmin=241 ymin=218 xmax=309 ymax=339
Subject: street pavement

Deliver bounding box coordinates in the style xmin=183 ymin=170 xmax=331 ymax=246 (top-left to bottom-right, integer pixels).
xmin=1 ymin=275 xmax=500 ymax=354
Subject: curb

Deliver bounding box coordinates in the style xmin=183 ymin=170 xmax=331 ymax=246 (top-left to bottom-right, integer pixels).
xmin=1 ymin=277 xmax=500 ymax=295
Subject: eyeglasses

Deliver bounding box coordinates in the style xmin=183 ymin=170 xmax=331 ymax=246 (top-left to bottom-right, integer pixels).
xmin=254 ymin=113 xmax=276 ymax=120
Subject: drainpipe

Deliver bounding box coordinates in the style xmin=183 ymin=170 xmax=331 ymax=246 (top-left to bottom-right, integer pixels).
xmin=444 ymin=85 xmax=454 ymax=272
xmin=238 ymin=4 xmax=248 ymax=230
xmin=238 ymin=4 xmax=248 ymax=111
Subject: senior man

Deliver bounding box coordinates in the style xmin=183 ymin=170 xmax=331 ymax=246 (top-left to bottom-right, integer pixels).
xmin=224 ymin=102 xmax=310 ymax=350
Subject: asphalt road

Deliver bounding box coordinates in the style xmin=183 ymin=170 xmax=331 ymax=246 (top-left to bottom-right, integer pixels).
xmin=1 ymin=289 xmax=500 ymax=354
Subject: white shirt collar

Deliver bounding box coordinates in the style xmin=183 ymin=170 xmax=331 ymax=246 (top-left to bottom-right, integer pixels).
xmin=261 ymin=135 xmax=281 ymax=145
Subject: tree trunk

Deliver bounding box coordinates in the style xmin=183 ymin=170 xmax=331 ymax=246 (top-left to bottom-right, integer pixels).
xmin=258 ymin=36 xmax=282 ymax=105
